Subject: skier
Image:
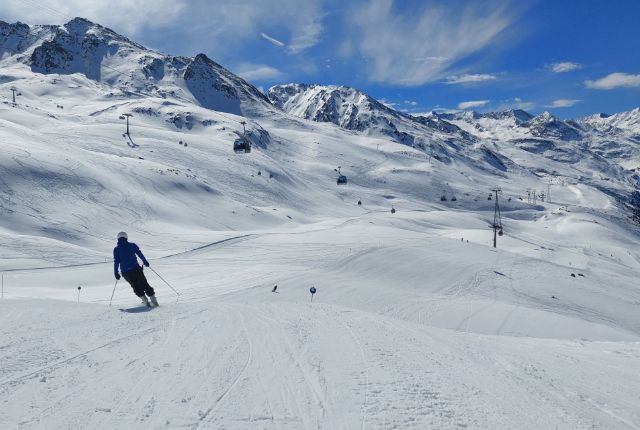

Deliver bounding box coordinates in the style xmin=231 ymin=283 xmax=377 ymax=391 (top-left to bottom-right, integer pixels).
xmin=113 ymin=232 xmax=159 ymax=307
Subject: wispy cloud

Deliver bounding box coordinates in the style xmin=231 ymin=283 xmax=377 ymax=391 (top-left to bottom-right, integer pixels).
xmin=260 ymin=32 xmax=285 ymax=47
xmin=0 ymin=0 xmax=183 ymax=36
xmin=547 ymin=99 xmax=580 ymax=108
xmin=414 ymin=56 xmax=448 ymax=63
xmin=287 ymin=12 xmax=323 ymax=54
xmin=0 ymin=0 xmax=325 ymax=57
xmin=342 ymin=0 xmax=516 ymax=86
xmin=495 ymin=97 xmax=534 ymax=112
xmin=424 ymin=107 xmax=458 ymax=114
xmin=404 ymin=100 xmax=417 ymax=106
xmin=458 ymin=100 xmax=490 ymax=109
xmin=547 ymin=62 xmax=582 ymax=73
xmin=446 ymin=74 xmax=497 ymax=85
xmin=378 ymin=98 xmax=398 ymax=108
xmin=585 ymin=72 xmax=640 ymax=90
xmin=512 ymin=97 xmax=534 ymax=111
xmin=235 ymin=63 xmax=284 ymax=81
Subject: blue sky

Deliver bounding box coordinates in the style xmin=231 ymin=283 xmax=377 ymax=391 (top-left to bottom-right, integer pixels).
xmin=2 ymin=0 xmax=639 ymax=117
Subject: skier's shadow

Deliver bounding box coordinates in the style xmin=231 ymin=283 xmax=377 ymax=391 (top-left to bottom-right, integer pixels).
xmin=119 ymin=306 xmax=152 ymax=313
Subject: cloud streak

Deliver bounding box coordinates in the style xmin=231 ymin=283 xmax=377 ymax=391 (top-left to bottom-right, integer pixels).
xmin=548 ymin=62 xmax=581 ymax=73
xmin=342 ymin=0 xmax=515 ymax=86
xmin=235 ymin=63 xmax=283 ymax=81
xmin=494 ymin=97 xmax=534 ymax=112
xmin=378 ymin=98 xmax=398 ymax=108
xmin=458 ymin=100 xmax=490 ymax=109
xmin=547 ymin=99 xmax=580 ymax=108
xmin=446 ymin=74 xmax=497 ymax=85
xmin=286 ymin=12 xmax=323 ymax=54
xmin=585 ymin=72 xmax=640 ymax=90
xmin=260 ymin=32 xmax=285 ymax=47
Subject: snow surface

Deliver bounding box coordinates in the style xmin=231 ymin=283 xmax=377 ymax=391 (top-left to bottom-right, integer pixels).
xmin=1 ymin=17 xmax=640 ymax=429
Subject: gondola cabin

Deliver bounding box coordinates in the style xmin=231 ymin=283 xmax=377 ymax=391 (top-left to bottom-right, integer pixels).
xmin=337 ymin=175 xmax=348 ymax=185
xmin=233 ymin=137 xmax=251 ymax=153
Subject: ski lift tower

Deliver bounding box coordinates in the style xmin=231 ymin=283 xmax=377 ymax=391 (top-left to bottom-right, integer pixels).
xmin=489 ymin=187 xmax=503 ymax=248
xmin=120 ymin=113 xmax=133 ymax=136
xmin=10 ymin=86 xmax=19 ymax=104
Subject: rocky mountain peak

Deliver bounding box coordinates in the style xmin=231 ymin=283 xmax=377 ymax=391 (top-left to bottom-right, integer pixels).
xmin=268 ymin=83 xmax=472 ymax=151
xmin=0 ymin=17 xmax=273 ymax=116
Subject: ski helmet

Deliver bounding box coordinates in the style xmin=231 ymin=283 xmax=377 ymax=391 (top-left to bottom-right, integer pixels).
xmin=117 ymin=231 xmax=128 ymax=240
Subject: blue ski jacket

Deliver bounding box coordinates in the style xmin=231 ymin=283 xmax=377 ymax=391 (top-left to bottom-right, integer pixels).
xmin=113 ymin=238 xmax=149 ymax=275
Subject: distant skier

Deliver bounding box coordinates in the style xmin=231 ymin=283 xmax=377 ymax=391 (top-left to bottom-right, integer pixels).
xmin=113 ymin=232 xmax=159 ymax=307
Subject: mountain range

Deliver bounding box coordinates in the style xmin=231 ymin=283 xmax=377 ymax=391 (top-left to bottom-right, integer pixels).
xmin=1 ymin=16 xmax=639 ymax=216
xmin=268 ymin=83 xmax=640 ymax=168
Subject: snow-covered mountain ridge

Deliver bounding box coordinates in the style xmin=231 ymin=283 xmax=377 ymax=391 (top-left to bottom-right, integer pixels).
xmin=268 ymin=83 xmax=475 ymax=149
xmin=432 ymin=107 xmax=640 ymax=143
xmin=269 ymin=81 xmax=640 ymax=142
xmin=269 ymin=83 xmax=640 ymax=164
xmin=1 ymin=17 xmax=273 ymax=116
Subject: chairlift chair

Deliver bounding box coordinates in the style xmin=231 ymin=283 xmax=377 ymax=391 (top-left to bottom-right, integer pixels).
xmin=440 ymin=195 xmax=447 ymax=202
xmin=451 ymin=196 xmax=457 ymax=201
xmin=337 ymin=175 xmax=348 ymax=185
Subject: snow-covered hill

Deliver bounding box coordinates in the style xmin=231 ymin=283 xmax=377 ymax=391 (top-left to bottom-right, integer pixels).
xmin=1 ymin=17 xmax=640 ymax=429
xmin=1 ymin=17 xmax=274 ymax=116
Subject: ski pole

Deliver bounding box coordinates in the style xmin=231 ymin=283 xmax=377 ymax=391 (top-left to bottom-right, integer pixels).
xmin=149 ymin=267 xmax=180 ymax=296
xmin=109 ymin=279 xmax=119 ymax=306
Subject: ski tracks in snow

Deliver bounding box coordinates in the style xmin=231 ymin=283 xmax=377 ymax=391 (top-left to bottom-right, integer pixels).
xmin=2 ymin=298 xmax=640 ymax=429
xmin=191 ymin=304 xmax=254 ymax=429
